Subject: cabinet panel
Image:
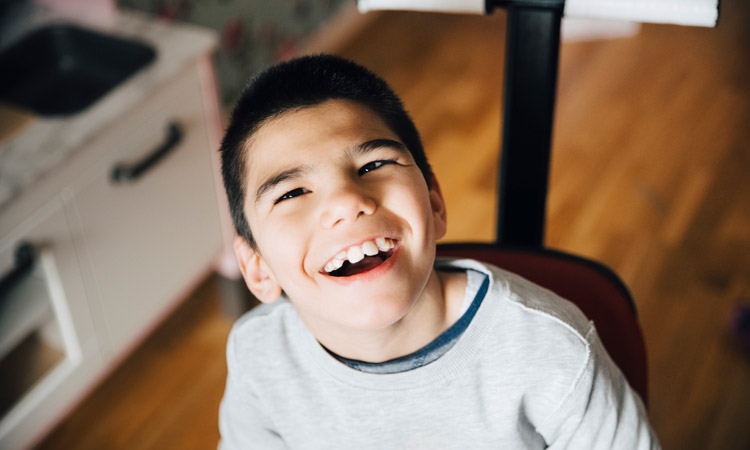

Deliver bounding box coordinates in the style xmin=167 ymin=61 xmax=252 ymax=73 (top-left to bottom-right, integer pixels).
xmin=0 ymin=199 xmax=101 ymax=450
xmin=69 ymin=67 xmax=223 ymax=353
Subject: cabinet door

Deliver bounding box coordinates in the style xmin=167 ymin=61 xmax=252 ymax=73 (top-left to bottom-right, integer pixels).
xmin=68 ymin=67 xmax=223 ymax=355
xmin=0 ymin=198 xmax=101 ymax=450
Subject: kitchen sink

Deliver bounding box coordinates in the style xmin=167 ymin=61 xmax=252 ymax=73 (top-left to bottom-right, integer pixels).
xmin=0 ymin=24 xmax=156 ymax=116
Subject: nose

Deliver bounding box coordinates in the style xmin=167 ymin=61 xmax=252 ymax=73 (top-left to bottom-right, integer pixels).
xmin=319 ymin=181 xmax=376 ymax=229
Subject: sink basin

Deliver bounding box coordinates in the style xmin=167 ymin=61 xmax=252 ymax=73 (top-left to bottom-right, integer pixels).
xmin=0 ymin=24 xmax=156 ymax=117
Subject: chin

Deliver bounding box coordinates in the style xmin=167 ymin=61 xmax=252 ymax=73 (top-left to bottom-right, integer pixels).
xmin=343 ymin=297 xmax=414 ymax=332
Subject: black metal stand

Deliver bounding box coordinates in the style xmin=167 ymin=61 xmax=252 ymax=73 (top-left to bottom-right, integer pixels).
xmin=490 ymin=0 xmax=563 ymax=247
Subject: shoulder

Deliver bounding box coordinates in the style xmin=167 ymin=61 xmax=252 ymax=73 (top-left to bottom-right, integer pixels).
xmin=225 ymin=297 xmax=300 ymax=374
xmin=230 ymin=297 xmax=294 ymax=337
xmin=487 ymin=259 xmax=594 ymax=366
xmin=438 ymin=257 xmax=593 ymax=344
xmin=440 ymin=258 xmax=599 ymax=411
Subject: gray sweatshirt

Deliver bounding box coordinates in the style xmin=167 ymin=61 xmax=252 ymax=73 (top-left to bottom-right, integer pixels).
xmin=219 ymin=258 xmax=659 ymax=449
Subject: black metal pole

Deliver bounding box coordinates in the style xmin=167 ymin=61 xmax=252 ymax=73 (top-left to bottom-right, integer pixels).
xmin=495 ymin=4 xmax=562 ymax=247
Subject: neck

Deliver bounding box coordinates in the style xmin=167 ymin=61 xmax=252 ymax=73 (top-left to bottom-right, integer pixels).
xmin=313 ymin=269 xmax=467 ymax=363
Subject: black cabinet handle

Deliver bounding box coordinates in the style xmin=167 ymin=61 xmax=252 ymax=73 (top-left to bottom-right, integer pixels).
xmin=0 ymin=242 xmax=36 ymax=301
xmin=111 ymin=121 xmax=184 ymax=183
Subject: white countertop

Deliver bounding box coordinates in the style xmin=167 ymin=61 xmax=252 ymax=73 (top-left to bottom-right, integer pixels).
xmin=0 ymin=9 xmax=217 ymax=210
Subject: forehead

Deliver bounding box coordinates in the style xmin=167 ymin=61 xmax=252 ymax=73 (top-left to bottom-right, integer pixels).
xmin=243 ymin=99 xmax=400 ymax=184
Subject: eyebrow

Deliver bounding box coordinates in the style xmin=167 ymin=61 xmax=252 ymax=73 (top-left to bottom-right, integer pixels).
xmin=255 ymin=166 xmax=308 ymax=204
xmin=356 ymin=138 xmax=409 ymax=155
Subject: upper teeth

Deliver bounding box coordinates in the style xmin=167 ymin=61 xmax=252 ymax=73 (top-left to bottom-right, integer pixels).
xmin=324 ymin=238 xmax=395 ymax=273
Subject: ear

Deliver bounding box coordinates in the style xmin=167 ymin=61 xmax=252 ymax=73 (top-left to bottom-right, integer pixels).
xmin=428 ymin=175 xmax=448 ymax=240
xmin=233 ymin=236 xmax=282 ymax=303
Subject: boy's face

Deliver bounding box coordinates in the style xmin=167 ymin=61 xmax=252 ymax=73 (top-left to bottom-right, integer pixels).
xmin=235 ymin=99 xmax=447 ymax=336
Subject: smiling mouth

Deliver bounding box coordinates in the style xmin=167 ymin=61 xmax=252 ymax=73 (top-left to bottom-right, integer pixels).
xmin=327 ymin=248 xmax=395 ymax=277
xmin=322 ymin=237 xmax=397 ymax=278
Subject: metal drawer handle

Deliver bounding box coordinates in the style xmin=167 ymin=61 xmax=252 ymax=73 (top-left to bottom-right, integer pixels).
xmin=0 ymin=242 xmax=36 ymax=301
xmin=111 ymin=121 xmax=184 ymax=183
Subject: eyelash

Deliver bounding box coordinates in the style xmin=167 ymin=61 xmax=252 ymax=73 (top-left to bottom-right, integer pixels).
xmin=358 ymin=159 xmax=397 ymax=175
xmin=273 ymin=159 xmax=398 ymax=204
xmin=274 ymin=187 xmax=307 ymax=204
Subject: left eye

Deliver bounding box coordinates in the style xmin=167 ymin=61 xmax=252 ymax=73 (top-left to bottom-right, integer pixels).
xmin=359 ymin=160 xmax=395 ymax=175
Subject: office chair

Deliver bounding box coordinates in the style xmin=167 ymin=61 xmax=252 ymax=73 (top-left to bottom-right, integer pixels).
xmin=359 ymin=0 xmax=719 ymax=411
xmin=433 ymin=1 xmax=652 ymax=404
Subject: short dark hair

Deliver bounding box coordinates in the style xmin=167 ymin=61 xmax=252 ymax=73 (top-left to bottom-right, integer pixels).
xmin=219 ymin=54 xmax=433 ymax=247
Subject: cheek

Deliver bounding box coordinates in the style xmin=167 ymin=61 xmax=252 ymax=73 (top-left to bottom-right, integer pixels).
xmin=255 ymin=211 xmax=314 ymax=276
xmin=389 ymin=180 xmax=435 ymax=233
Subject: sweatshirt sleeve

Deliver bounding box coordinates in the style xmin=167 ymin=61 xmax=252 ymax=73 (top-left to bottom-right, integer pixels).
xmin=540 ymin=325 xmax=661 ymax=449
xmin=218 ymin=327 xmax=286 ymax=450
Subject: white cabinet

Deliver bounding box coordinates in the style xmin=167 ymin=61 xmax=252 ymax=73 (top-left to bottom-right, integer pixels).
xmin=0 ymin=53 xmax=225 ymax=450
xmin=0 ymin=199 xmax=102 ymax=449
xmin=67 ymin=66 xmax=223 ymax=354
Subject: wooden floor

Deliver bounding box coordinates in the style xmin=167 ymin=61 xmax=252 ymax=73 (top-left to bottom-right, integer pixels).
xmin=38 ymin=1 xmax=749 ymax=448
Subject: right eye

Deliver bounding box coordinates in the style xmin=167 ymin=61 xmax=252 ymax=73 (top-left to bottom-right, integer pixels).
xmin=358 ymin=159 xmax=396 ymax=176
xmin=274 ymin=188 xmax=307 ymax=204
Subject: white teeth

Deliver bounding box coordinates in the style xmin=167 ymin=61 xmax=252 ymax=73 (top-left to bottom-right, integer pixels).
xmin=375 ymin=237 xmax=389 ymax=251
xmin=324 ymin=238 xmax=396 ymax=273
xmin=347 ymin=245 xmax=365 ymax=264
xmin=324 ymin=257 xmax=345 ymax=273
xmin=362 ymin=240 xmax=379 ymax=256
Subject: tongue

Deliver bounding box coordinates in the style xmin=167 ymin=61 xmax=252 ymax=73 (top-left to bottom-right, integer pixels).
xmin=337 ymin=255 xmax=385 ymax=277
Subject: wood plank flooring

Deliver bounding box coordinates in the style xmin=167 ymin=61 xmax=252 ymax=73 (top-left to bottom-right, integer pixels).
xmin=35 ymin=277 xmax=230 ymax=450
xmin=37 ymin=0 xmax=749 ymax=448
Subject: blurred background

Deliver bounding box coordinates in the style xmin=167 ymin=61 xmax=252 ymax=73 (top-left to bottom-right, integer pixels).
xmin=0 ymin=0 xmax=748 ymax=448
xmin=118 ymin=0 xmax=351 ymax=106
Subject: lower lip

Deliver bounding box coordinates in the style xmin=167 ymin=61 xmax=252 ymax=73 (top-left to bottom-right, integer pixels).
xmin=323 ymin=245 xmax=400 ymax=285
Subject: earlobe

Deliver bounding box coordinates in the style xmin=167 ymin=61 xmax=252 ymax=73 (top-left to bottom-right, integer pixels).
xmin=233 ymin=236 xmax=282 ymax=303
xmin=428 ymin=175 xmax=448 ymax=239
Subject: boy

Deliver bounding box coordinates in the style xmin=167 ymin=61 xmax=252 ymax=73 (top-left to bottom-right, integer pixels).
xmin=218 ymin=54 xmax=659 ymax=449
